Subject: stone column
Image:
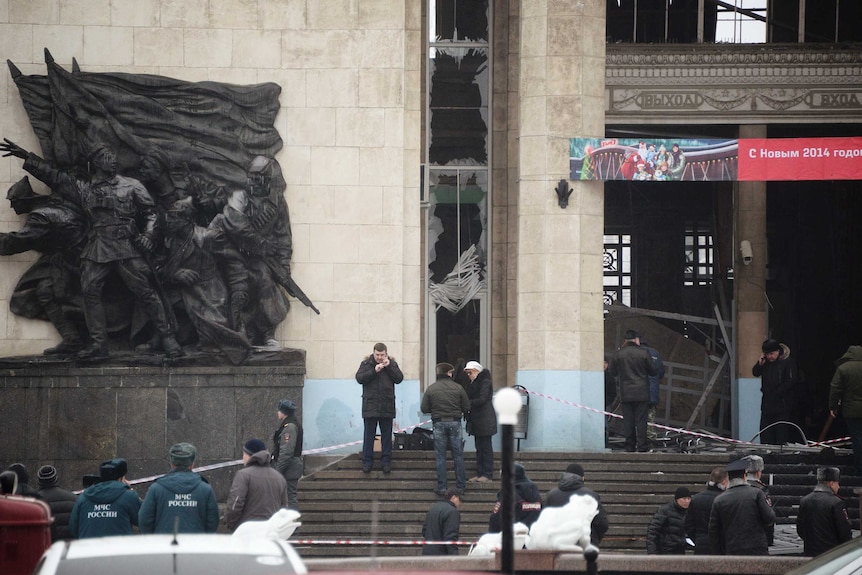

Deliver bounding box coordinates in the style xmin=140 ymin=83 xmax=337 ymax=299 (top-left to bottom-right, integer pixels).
xmin=515 ymin=0 xmax=606 ymax=450
xmin=735 ymin=124 xmax=768 ymax=442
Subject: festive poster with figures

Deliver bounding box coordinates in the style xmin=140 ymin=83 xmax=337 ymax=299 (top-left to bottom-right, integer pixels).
xmin=571 ymin=136 xmax=862 ymax=182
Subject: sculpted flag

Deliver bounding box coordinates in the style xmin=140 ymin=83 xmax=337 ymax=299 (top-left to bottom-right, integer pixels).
xmin=8 ymin=49 xmax=283 ymax=192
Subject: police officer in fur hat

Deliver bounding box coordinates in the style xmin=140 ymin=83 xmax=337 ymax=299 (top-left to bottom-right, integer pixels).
xmin=797 ymin=467 xmax=852 ymax=556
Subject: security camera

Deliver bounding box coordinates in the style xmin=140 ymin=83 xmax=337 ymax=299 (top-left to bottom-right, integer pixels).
xmin=740 ymin=240 xmax=753 ymax=266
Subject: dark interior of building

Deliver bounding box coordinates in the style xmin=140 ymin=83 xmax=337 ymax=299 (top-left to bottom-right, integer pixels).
xmin=604 ymin=122 xmax=862 ymax=441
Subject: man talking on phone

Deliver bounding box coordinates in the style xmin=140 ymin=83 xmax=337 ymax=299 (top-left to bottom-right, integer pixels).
xmin=356 ymin=342 xmax=404 ymax=474
xmin=752 ymin=338 xmax=795 ymax=445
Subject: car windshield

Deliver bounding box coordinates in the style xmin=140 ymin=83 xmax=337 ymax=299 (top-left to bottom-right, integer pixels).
xmin=54 ymin=554 xmax=300 ymax=575
xmin=785 ymin=537 xmax=862 ymax=575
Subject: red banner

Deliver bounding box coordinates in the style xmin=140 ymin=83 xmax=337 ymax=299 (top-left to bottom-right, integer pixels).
xmin=738 ymin=137 xmax=862 ymax=181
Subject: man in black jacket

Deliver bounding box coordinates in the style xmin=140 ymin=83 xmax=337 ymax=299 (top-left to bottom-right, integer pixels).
xmin=422 ymin=488 xmax=462 ymax=555
xmin=488 ymin=463 xmax=542 ymax=532
xmin=544 ymin=463 xmax=609 ymax=545
xmin=684 ymin=467 xmax=728 ymax=554
xmin=355 ymin=342 xmax=404 ymax=474
xmin=709 ymin=459 xmax=775 ymax=555
xmin=608 ymin=329 xmax=659 ymax=452
xmin=797 ymin=466 xmax=852 ymax=556
xmin=6 ymin=463 xmax=40 ymax=497
xmin=36 ymin=465 xmax=78 ymax=542
xmin=647 ymin=486 xmax=691 ymax=554
xmin=752 ymin=338 xmax=795 ymax=445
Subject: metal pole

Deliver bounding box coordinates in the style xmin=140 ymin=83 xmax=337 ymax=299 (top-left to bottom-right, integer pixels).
xmin=500 ymin=423 xmax=514 ymax=575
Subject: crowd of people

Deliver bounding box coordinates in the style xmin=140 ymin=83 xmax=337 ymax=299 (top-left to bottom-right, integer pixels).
xmin=646 ymin=455 xmax=851 ymax=557
xmin=0 ymin=397 xmax=303 ymax=540
xmin=4 ymin=338 xmax=860 ymax=560
xmin=421 ymin=459 xmax=609 ymax=556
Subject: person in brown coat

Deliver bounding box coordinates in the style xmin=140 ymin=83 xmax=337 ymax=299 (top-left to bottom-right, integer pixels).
xmin=225 ymin=438 xmax=288 ymax=530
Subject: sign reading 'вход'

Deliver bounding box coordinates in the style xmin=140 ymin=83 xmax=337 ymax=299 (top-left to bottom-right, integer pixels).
xmin=570 ymin=136 xmax=862 ymax=182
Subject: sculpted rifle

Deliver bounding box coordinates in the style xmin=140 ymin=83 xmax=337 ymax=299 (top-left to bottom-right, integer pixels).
xmin=266 ymin=260 xmax=321 ymax=315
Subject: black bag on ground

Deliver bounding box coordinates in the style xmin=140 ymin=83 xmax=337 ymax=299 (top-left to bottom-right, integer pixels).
xmin=394 ymin=427 xmax=434 ymax=450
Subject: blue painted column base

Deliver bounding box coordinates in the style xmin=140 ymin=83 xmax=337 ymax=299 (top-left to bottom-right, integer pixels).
xmin=515 ymin=370 xmax=607 ymax=451
xmin=737 ymin=377 xmax=763 ymax=444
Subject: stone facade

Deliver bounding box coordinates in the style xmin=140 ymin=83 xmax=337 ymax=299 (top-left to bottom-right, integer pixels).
xmin=0 ymin=1 xmax=423 ymax=386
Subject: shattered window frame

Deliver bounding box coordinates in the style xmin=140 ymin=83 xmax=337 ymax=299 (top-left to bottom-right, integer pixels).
xmin=425 ymin=0 xmax=492 ymax=373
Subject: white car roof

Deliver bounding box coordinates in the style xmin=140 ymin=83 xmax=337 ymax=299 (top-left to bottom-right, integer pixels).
xmin=36 ymin=534 xmax=307 ymax=575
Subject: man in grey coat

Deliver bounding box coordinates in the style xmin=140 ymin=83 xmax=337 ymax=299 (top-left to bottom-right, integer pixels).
xmin=225 ymin=438 xmax=288 ymax=530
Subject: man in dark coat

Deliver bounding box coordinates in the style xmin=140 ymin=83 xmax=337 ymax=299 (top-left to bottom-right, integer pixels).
xmin=464 ymin=360 xmax=497 ymax=482
xmin=225 ymin=438 xmax=288 ymax=531
xmin=138 ymin=443 xmax=219 ymax=534
xmin=544 ymin=463 xmax=609 ymax=545
xmin=355 ymin=342 xmax=404 ymax=474
xmin=608 ymin=329 xmax=659 ymax=452
xmin=69 ymin=458 xmax=141 ymax=538
xmin=752 ymin=338 xmax=795 ymax=445
xmin=684 ymin=467 xmax=728 ymax=554
xmin=488 ymin=463 xmax=542 ymax=532
xmin=36 ymin=465 xmax=77 ymax=542
xmin=272 ymin=399 xmax=303 ymax=510
xmin=422 ymin=488 xmax=462 ymax=556
xmin=5 ymin=463 xmax=40 ymax=497
xmin=647 ymin=486 xmax=691 ymax=554
xmin=797 ymin=466 xmax=852 ymax=556
xmin=743 ymin=454 xmax=775 ymax=545
xmin=708 ymin=459 xmax=775 ymax=555
xmin=829 ymin=345 xmax=862 ymax=467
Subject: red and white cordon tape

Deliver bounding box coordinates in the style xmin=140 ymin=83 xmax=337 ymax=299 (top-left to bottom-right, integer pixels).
xmin=292 ymin=539 xmax=472 ymax=546
xmin=128 ymin=419 xmax=434 ymax=486
xmin=519 ymin=387 xmax=851 ymax=448
xmin=123 ymin=391 xmax=850 ymax=489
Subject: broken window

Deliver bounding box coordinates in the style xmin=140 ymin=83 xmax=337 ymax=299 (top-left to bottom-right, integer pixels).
xmin=430 ymin=0 xmax=489 ymax=42
xmin=607 ymin=0 xmax=862 ymax=44
xmin=714 ymin=0 xmax=766 ymax=43
xmin=428 ymin=169 xmax=488 ymax=312
xmin=429 ymin=47 xmax=489 ymax=166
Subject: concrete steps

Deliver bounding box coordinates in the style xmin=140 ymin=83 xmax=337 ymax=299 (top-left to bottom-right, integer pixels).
xmin=291 ymin=449 xmax=860 ymax=559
